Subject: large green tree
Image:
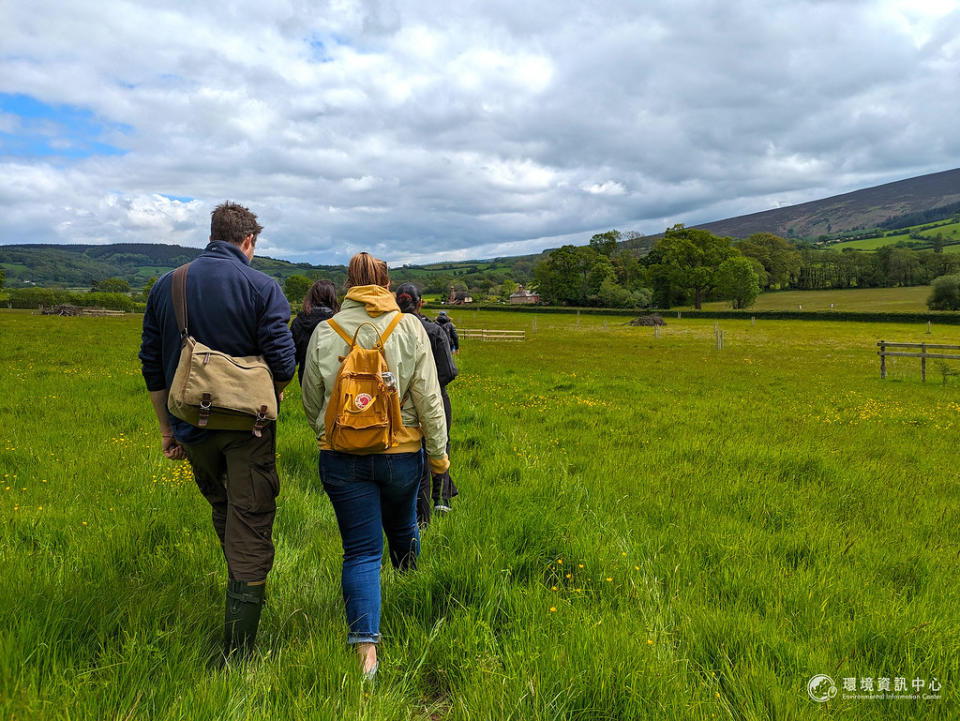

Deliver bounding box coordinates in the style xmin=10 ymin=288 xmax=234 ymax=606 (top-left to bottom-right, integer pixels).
xmin=652 ymin=225 xmax=737 ymax=309
xmin=736 ymin=233 xmax=801 ymax=289
xmin=93 ymin=277 xmax=130 ymax=293
xmin=284 ymin=274 xmax=313 ymax=306
xmin=588 ymin=230 xmax=620 ymax=257
xmin=716 ymin=256 xmax=761 ymax=309
xmin=534 ymin=244 xmax=590 ymax=305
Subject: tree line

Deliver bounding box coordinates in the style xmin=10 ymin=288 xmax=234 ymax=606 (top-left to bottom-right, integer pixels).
xmin=531 ymin=227 xmax=960 ymax=309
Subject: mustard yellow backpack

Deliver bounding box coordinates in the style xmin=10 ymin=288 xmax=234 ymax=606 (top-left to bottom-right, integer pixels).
xmin=323 ymin=314 xmax=404 ymax=453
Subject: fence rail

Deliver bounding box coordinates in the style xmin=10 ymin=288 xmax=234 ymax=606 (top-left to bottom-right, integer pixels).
xmin=459 ymin=328 xmax=526 ymax=342
xmin=877 ymin=340 xmax=960 ymax=381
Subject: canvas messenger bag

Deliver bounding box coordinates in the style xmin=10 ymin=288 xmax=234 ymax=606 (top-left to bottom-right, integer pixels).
xmin=166 ymin=263 xmax=277 ymax=437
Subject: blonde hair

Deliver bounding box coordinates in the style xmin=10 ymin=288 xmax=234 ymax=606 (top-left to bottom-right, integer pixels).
xmin=347 ymin=252 xmax=390 ymax=288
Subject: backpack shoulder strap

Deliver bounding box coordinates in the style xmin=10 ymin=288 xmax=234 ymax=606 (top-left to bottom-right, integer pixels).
xmin=327 ymin=313 xmax=404 ymax=351
xmin=171 ymin=263 xmax=191 ymax=342
xmin=378 ymin=312 xmax=404 ymax=346
xmin=326 ymin=318 xmax=354 ymax=347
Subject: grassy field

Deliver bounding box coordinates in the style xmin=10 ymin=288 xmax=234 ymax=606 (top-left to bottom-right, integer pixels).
xmin=1 ymin=308 xmax=959 ymax=720
xmin=832 ymin=221 xmax=960 ymax=251
xmin=690 ymin=285 xmax=933 ymax=313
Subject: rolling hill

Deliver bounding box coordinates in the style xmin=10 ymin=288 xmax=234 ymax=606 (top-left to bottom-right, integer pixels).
xmin=693 ymin=167 xmax=960 ymax=239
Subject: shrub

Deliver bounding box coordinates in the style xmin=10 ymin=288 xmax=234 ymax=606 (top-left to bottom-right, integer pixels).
xmin=8 ymin=288 xmax=72 ymax=308
xmin=927 ymin=274 xmax=960 ymax=310
xmin=8 ymin=288 xmax=135 ymax=311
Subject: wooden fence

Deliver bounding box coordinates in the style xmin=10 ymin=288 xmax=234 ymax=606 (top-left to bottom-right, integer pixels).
xmin=877 ymin=340 xmax=960 ymax=381
xmin=459 ymin=328 xmax=526 ymax=342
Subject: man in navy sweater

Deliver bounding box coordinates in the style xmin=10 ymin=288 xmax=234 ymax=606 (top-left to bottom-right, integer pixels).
xmin=139 ymin=202 xmax=296 ymax=660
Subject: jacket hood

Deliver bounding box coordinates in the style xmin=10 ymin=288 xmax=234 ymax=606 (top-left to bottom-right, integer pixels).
xmin=344 ymin=285 xmax=400 ymax=317
xmin=296 ymin=305 xmax=334 ymax=321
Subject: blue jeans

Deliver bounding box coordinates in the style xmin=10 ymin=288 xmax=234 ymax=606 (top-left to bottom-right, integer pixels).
xmin=319 ymin=450 xmax=423 ymax=644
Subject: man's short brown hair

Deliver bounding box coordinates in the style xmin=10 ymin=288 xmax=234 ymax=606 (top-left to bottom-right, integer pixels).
xmin=210 ymin=202 xmax=264 ymax=245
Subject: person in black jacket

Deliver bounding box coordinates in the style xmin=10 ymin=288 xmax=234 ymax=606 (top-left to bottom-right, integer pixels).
xmin=291 ymin=280 xmax=340 ymax=385
xmin=436 ymin=311 xmax=459 ymax=353
xmin=395 ymin=283 xmax=459 ymax=526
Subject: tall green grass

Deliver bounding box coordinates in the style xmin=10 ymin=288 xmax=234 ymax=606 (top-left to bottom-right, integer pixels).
xmin=1 ymin=309 xmax=957 ymax=719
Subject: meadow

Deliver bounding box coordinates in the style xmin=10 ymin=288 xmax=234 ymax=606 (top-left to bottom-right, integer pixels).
xmin=832 ymin=220 xmax=960 ymax=251
xmin=1 ymin=307 xmax=959 ymax=720
xmin=690 ymin=285 xmax=933 ymax=313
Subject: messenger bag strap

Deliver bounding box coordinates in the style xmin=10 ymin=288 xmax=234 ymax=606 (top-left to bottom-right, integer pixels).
xmin=171 ymin=263 xmax=192 ymax=344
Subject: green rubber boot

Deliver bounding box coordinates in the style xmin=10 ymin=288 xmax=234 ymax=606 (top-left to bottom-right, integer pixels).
xmin=223 ymin=579 xmax=266 ymax=660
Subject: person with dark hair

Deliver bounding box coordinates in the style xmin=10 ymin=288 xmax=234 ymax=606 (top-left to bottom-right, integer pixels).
xmin=291 ymin=279 xmax=340 ymax=385
xmin=139 ymin=201 xmax=296 ymax=660
xmin=435 ymin=310 xmax=459 ymax=354
xmin=301 ymin=252 xmax=448 ymax=681
xmin=395 ymin=283 xmax=459 ymax=525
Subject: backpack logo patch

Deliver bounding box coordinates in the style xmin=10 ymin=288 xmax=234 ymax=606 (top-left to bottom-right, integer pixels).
xmin=355 ymin=393 xmax=373 ymax=410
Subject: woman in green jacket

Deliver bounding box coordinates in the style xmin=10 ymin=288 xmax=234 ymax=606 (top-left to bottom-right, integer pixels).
xmin=301 ymin=252 xmax=449 ymax=681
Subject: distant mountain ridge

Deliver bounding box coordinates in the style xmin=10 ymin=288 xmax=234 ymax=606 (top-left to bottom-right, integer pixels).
xmin=693 ymin=167 xmax=960 ymax=239
xmin=0 ymin=243 xmax=344 ymax=289
xmin=3 ymin=167 xmax=960 ymax=289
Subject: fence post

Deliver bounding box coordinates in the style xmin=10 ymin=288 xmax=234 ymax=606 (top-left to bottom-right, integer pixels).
xmin=879 ymin=340 xmax=886 ymax=379
xmin=677 ymin=311 xmax=681 ymax=319
xmin=655 ymin=325 xmax=660 ymax=339
xmin=751 ymin=316 xmax=755 ymax=326
xmin=921 ymin=343 xmax=927 ymax=382
xmin=576 ymin=309 xmax=581 ymax=327
xmin=532 ymin=316 xmax=537 ymax=332
xmin=927 ymin=321 xmax=932 ymax=335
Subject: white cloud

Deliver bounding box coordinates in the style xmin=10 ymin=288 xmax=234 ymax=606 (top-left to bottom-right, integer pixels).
xmin=1 ymin=0 xmax=959 ymax=263
xmin=581 ymin=181 xmax=627 ymax=196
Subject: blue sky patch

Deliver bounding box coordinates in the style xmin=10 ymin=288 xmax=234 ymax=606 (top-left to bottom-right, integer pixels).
xmin=0 ymin=93 xmax=129 ymax=159
xmin=159 ymin=194 xmax=194 ymax=203
xmin=307 ymin=33 xmax=355 ymax=62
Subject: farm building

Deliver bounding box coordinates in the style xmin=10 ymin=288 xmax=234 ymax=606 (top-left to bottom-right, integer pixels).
xmin=509 ymin=285 xmax=540 ymax=304
xmin=446 ymin=286 xmax=473 ymax=305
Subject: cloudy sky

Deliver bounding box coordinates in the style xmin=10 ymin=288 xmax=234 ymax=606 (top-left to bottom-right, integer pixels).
xmin=2 ymin=0 xmax=959 ymax=265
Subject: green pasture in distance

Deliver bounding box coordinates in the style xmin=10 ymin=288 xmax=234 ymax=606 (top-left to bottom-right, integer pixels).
xmin=1 ymin=309 xmax=958 ymax=720
xmin=832 ymin=221 xmax=960 ymax=251
xmin=690 ymin=285 xmax=933 ymax=313
xmin=833 ymin=233 xmax=911 ymax=250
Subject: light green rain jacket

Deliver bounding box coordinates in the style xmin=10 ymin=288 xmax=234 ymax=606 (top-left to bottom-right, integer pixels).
xmin=301 ymin=284 xmax=450 ymax=474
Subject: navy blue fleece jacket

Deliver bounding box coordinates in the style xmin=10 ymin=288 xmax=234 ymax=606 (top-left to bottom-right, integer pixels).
xmin=139 ymin=241 xmax=296 ymax=443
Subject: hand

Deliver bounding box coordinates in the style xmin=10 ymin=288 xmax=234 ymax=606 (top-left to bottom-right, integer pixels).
xmin=162 ymin=434 xmax=186 ymax=461
xmin=278 ymin=391 xmax=285 ymax=403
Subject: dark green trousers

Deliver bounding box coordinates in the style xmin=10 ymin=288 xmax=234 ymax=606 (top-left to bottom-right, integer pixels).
xmin=183 ymin=424 xmax=279 ymax=582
